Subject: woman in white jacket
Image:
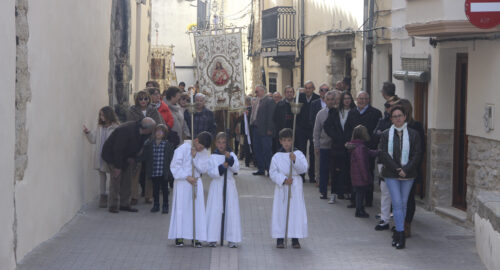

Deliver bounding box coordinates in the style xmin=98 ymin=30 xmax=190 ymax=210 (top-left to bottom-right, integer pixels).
xmin=83 ymin=106 xmax=119 ymax=208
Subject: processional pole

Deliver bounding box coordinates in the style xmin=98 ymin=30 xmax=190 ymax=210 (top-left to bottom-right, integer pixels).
xmin=285 ymin=91 xmax=302 ymax=248
xmin=188 ymin=92 xmax=197 ymax=247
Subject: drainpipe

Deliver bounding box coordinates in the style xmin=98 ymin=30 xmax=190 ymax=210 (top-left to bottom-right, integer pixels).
xmin=362 ymin=0 xmax=369 ymax=91
xmin=300 ymin=0 xmax=305 ymax=86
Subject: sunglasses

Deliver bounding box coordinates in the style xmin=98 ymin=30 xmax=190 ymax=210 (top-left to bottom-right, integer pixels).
xmin=138 ymin=97 xmax=149 ymax=101
xmin=320 ymin=88 xmax=329 ymax=92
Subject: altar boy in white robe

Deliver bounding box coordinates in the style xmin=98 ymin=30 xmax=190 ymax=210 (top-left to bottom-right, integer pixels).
xmin=168 ymin=131 xmax=213 ymax=248
xmin=206 ymin=132 xmax=242 ymax=248
xmin=270 ymin=128 xmax=308 ymax=249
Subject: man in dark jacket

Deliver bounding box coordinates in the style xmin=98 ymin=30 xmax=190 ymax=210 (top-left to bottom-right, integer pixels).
xmin=101 ymin=117 xmax=156 ymax=213
xmin=356 ymin=91 xmax=383 ymax=206
xmin=184 ymin=93 xmax=216 ymax=138
xmin=273 ymin=86 xmax=295 ymax=153
xmin=250 ymin=85 xmax=276 ymax=175
xmin=296 ymin=80 xmax=320 ymax=182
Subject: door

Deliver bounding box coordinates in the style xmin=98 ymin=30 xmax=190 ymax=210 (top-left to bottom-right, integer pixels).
xmin=452 ymin=53 xmax=468 ymax=210
xmin=414 ymin=82 xmax=428 ymax=199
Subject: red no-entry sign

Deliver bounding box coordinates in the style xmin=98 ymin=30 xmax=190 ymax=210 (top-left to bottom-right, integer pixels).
xmin=465 ymin=0 xmax=500 ymax=29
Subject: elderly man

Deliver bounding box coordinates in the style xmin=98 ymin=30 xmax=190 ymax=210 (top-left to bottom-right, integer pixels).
xmin=101 ymin=117 xmax=156 ymax=213
xmin=296 ymin=80 xmax=320 ymax=183
xmin=356 ymin=91 xmax=382 ymax=207
xmin=250 ymin=85 xmax=276 ymax=175
xmin=273 ymin=86 xmax=295 ymax=153
xmin=184 ymin=93 xmax=216 ymax=138
xmin=334 ymin=80 xmax=344 ymax=91
xmin=314 ymin=91 xmax=339 ymax=201
xmin=272 ymin=91 xmax=283 ymax=104
xmin=310 ymin=83 xmax=330 ymax=184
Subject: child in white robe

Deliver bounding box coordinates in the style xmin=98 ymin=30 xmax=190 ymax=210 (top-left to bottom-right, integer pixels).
xmin=206 ymin=132 xmax=242 ymax=248
xmin=168 ymin=131 xmax=213 ymax=248
xmin=269 ymin=128 xmax=308 ymax=248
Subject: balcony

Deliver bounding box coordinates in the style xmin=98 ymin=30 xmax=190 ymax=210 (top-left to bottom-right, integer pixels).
xmin=261 ymin=6 xmax=296 ymax=66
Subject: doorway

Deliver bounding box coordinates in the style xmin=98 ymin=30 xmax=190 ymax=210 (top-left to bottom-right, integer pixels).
xmin=414 ymin=82 xmax=428 ymax=198
xmin=452 ymin=53 xmax=468 ymax=210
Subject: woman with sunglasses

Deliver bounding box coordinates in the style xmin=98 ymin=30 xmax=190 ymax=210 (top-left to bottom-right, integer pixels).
xmin=126 ymin=90 xmax=164 ymax=205
xmin=378 ymin=106 xmax=422 ymax=249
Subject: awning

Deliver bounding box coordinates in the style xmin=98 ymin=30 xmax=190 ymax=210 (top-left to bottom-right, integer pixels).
xmin=393 ymin=70 xmax=430 ymax=82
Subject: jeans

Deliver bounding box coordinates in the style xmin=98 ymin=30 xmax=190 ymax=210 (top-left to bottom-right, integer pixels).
xmin=385 ymin=178 xmax=415 ymax=232
xmin=252 ymin=127 xmax=272 ymax=172
xmin=406 ymin=182 xmax=416 ymax=223
xmin=319 ymin=149 xmax=331 ymax=195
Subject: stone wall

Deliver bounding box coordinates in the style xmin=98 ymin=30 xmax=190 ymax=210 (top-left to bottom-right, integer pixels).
xmin=428 ymin=128 xmax=454 ymax=209
xmin=467 ymin=135 xmax=500 ymax=221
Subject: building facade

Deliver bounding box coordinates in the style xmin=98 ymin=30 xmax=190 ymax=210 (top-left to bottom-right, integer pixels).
xmin=0 ymin=1 xmax=152 ymax=269
xmin=368 ymin=1 xmax=500 ymax=269
xmin=248 ymin=0 xmax=363 ymax=94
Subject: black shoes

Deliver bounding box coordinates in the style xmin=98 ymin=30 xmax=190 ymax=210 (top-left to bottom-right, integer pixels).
xmin=320 ymin=194 xmax=328 ymax=200
xmin=175 ymin=238 xmax=184 ymax=247
xmin=253 ymin=171 xmax=265 ymax=176
xmin=192 ymin=240 xmax=203 ymax=248
xmin=337 ymin=194 xmax=345 ymax=200
xmin=292 ymin=238 xmax=301 ymax=249
xmin=375 ymin=221 xmax=390 ymax=231
xmin=347 ymin=204 xmax=356 ymax=208
xmin=276 ymin=238 xmax=284 ymax=248
xmin=393 ymin=231 xmax=406 ymax=249
xmin=150 ymin=205 xmax=160 ymax=213
xmin=162 ymin=205 xmax=169 ymax=214
xmin=355 ymin=211 xmax=369 ymax=218
xmin=119 ymin=206 xmax=138 ymax=212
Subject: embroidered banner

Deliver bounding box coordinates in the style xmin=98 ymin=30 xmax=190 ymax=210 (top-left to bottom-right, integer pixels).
xmin=194 ymin=32 xmax=245 ymax=110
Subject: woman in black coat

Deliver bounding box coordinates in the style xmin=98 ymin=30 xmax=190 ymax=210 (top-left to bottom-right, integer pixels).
xmin=324 ymin=91 xmax=360 ymax=203
xmin=378 ymin=105 xmax=422 ymax=249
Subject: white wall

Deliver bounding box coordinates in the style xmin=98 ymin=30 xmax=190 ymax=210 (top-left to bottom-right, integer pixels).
xmin=475 ymin=214 xmax=500 ymax=270
xmin=467 ymin=39 xmax=500 ymax=140
xmin=130 ymin=0 xmax=152 ymax=94
xmin=15 ymin=0 xmax=112 ymax=260
xmin=152 ymin=0 xmax=197 ymax=85
xmin=371 ymin=44 xmax=391 ymax=110
xmin=0 ymin=1 xmax=17 ymax=269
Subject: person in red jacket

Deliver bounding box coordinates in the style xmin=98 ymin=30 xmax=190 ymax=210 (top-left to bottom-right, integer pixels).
xmin=148 ymin=87 xmax=174 ymax=129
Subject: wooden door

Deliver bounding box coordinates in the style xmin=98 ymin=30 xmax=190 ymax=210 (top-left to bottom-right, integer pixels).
xmin=414 ymin=82 xmax=428 ymax=198
xmin=452 ymin=53 xmax=468 ymax=210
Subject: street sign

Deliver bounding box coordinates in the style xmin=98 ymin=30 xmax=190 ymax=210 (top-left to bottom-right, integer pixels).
xmin=465 ymin=0 xmax=500 ymax=29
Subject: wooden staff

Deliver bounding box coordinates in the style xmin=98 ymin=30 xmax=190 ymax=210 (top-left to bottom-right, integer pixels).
xmin=188 ymin=100 xmax=197 ymax=247
xmin=285 ymin=101 xmax=302 ymax=248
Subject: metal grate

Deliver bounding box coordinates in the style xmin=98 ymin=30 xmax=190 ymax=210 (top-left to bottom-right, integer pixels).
xmin=401 ymin=57 xmax=430 ymax=71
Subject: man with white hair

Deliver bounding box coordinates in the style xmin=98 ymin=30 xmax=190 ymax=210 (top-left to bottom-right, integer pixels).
xmin=272 ymin=91 xmax=283 ymax=104
xmin=101 ymin=117 xmax=156 ymax=213
xmin=250 ymin=85 xmax=276 ymax=175
xmin=296 ymin=80 xmax=320 ymax=183
xmin=356 ymin=91 xmax=382 ymax=207
xmin=184 ymin=93 xmax=216 ymax=138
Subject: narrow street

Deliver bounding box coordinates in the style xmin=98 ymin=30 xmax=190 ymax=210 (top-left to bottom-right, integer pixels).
xmin=17 ymin=166 xmax=484 ymax=270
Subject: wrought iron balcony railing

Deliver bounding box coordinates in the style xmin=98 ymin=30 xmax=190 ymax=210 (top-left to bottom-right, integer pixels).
xmin=262 ymin=6 xmax=296 ymax=48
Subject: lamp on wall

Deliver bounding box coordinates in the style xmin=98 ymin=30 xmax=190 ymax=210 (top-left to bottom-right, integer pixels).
xmin=136 ymin=0 xmax=146 ymax=5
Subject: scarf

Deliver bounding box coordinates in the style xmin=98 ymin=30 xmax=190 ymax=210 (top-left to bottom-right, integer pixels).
xmin=388 ymin=123 xmax=409 ymax=166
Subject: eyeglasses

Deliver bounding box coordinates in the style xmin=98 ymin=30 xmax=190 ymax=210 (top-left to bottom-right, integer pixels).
xmin=391 ymin=114 xmax=405 ymax=119
xmin=138 ymin=97 xmax=149 ymax=101
xmin=305 ymin=87 xmax=314 ymax=90
xmin=319 ymin=88 xmax=329 ymax=92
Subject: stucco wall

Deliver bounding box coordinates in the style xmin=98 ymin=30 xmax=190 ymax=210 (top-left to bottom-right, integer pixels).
xmin=130 ymin=0 xmax=151 ymax=94
xmin=0 ymin=1 xmax=17 ymax=269
xmin=475 ymin=213 xmax=500 ymax=270
xmin=406 ymin=0 xmax=466 ymax=24
xmin=14 ymin=0 xmax=112 ymax=261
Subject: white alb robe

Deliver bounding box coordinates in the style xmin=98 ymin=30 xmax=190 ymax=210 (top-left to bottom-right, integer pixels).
xmin=206 ymin=152 xmax=242 ymax=243
xmin=168 ymin=142 xmax=212 ymax=241
xmin=269 ymin=150 xmax=308 ymax=239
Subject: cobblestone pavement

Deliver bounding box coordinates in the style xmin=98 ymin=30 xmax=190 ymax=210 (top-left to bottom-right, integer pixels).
xmin=17 ymin=165 xmax=485 ymax=270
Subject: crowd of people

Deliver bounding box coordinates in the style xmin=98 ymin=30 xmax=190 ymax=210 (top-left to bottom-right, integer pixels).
xmin=82 ymin=78 xmax=424 ymax=250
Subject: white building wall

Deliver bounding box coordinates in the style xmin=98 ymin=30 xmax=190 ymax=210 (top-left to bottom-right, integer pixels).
xmin=131 ymin=0 xmax=152 ymax=94
xmin=0 ymin=1 xmax=17 ymax=269
xmin=14 ymin=0 xmax=112 ymax=261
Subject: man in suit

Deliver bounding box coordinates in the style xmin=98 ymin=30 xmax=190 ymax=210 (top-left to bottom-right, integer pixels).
xmin=296 ymin=80 xmax=320 ymax=183
xmin=310 ymin=83 xmax=330 ymax=185
xmin=356 ymin=91 xmax=382 ymax=207
xmin=250 ymin=85 xmax=276 ymax=175
xmin=273 ymin=86 xmax=295 ymax=154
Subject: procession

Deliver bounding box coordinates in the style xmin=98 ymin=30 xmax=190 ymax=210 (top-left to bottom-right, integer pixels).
xmin=3 ymin=0 xmax=498 ymax=269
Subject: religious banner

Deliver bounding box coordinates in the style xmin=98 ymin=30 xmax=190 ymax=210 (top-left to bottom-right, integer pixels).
xmin=150 ymin=45 xmax=177 ymax=91
xmin=194 ymin=32 xmax=245 ymax=110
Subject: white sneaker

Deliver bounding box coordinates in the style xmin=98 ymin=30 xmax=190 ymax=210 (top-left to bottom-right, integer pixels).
xmin=228 ymin=242 xmax=238 ymax=248
xmin=328 ymin=194 xmax=336 ymax=204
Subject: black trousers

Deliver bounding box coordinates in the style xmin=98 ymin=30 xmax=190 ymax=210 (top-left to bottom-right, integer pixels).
xmin=405 ymin=182 xmax=416 ymax=223
xmin=295 ymin=130 xmax=315 ymax=181
xmin=365 ymin=157 xmax=376 ymax=205
xmin=354 ymin=186 xmax=368 ymax=213
xmin=331 ymin=148 xmax=350 ymax=195
xmin=151 ymin=176 xmax=169 ymax=207
xmin=241 ymin=134 xmax=254 ymax=166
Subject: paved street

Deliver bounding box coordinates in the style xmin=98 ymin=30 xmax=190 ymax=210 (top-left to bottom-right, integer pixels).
xmin=17 ymin=166 xmax=485 ymax=270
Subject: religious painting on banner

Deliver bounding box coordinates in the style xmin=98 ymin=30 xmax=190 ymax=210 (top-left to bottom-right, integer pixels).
xmin=194 ymin=32 xmax=245 ymax=110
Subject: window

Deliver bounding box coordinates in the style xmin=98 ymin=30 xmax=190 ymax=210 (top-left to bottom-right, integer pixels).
xmin=269 ymin=72 xmax=278 ymax=93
